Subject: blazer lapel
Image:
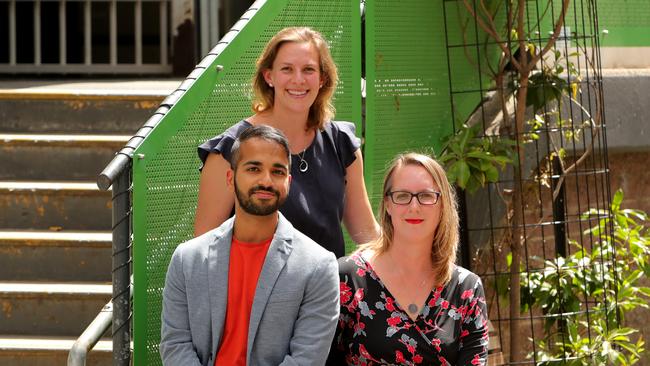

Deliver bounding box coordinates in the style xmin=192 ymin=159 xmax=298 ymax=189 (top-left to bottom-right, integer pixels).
xmin=246 ymin=214 xmax=294 ymax=360
xmin=208 ymin=217 xmax=234 ymax=358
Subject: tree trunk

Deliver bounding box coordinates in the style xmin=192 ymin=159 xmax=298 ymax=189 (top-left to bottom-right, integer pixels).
xmin=509 ymin=70 xmax=529 ymax=363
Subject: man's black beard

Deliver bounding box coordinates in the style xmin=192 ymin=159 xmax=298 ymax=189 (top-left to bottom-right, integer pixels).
xmin=234 ymin=180 xmax=284 ymax=216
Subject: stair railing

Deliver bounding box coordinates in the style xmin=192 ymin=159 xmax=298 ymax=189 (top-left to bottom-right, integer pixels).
xmin=67 ymin=302 xmax=112 ymax=366
xmin=69 ymin=0 xmax=362 ymax=363
xmin=67 ymin=283 xmax=135 ymax=366
xmin=66 ymin=0 xmax=269 ymax=363
xmin=69 ymin=95 xmax=177 ymax=366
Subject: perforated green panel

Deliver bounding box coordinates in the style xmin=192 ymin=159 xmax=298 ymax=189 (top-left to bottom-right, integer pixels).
xmin=442 ymin=1 xmax=503 ymax=126
xmin=131 ymin=0 xmax=360 ymax=363
xmin=515 ymin=0 xmax=650 ymax=48
xmin=597 ymin=0 xmax=650 ymax=46
xmin=364 ymin=0 xmax=455 ymax=207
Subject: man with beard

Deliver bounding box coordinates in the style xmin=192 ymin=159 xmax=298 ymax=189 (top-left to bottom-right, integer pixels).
xmin=160 ymin=125 xmax=339 ymax=366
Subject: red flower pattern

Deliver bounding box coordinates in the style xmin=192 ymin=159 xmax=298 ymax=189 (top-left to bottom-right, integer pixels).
xmin=395 ymin=350 xmax=405 ymax=363
xmin=385 ymin=296 xmax=396 ymax=312
xmin=387 ymin=315 xmax=402 ymax=327
xmin=461 ymin=289 xmax=474 ymax=300
xmin=340 ymin=281 xmax=353 ymax=304
xmin=330 ymin=252 xmax=489 ymax=366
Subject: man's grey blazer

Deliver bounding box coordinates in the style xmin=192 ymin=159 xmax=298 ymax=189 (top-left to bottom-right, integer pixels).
xmin=160 ymin=213 xmax=340 ymax=366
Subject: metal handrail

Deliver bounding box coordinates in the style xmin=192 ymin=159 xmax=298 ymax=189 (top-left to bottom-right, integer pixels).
xmin=76 ymin=2 xmax=267 ymax=365
xmin=67 ymin=302 xmax=112 ymax=366
xmin=68 ymin=283 xmax=134 ymax=366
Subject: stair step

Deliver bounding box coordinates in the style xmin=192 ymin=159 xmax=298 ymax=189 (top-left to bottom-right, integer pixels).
xmin=0 ymin=84 xmax=170 ymax=134
xmin=0 ymin=335 xmax=111 ymax=366
xmin=0 ymin=134 xmax=129 ymax=181
xmin=0 ymin=181 xmax=112 ymax=231
xmin=0 ymin=230 xmax=112 ymax=282
xmin=0 ymin=282 xmax=112 ymax=337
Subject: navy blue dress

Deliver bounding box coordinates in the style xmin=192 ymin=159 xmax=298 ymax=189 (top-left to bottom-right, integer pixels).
xmin=198 ymin=120 xmax=360 ymax=258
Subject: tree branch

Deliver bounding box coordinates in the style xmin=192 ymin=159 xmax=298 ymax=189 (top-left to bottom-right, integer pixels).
xmin=462 ymin=0 xmax=521 ymax=71
xmin=530 ymin=0 xmax=571 ymax=66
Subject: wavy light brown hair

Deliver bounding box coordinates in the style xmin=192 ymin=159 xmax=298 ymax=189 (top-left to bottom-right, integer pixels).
xmin=252 ymin=27 xmax=338 ymax=130
xmin=361 ymin=153 xmax=460 ymax=287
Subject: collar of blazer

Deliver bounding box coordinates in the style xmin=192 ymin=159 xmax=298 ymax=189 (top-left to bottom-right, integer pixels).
xmin=209 ymin=213 xmax=295 ymax=253
xmin=207 ymin=212 xmax=296 ymax=357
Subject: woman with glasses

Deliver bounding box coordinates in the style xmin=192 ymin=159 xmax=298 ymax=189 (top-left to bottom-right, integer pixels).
xmin=328 ymin=153 xmax=489 ymax=365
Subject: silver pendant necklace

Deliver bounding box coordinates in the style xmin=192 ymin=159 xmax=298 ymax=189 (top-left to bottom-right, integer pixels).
xmin=388 ymin=251 xmax=433 ymax=317
xmin=297 ymin=148 xmax=308 ymax=173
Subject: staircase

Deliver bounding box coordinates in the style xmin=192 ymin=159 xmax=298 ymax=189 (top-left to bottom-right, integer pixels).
xmin=0 ymin=80 xmax=177 ymax=365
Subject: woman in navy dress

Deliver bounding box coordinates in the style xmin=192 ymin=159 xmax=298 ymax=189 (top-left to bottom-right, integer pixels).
xmin=195 ymin=27 xmax=379 ymax=257
xmin=329 ymin=153 xmax=489 ymax=365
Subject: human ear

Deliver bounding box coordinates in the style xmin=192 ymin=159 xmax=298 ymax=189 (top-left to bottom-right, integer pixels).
xmin=226 ymin=169 xmax=235 ymax=192
xmin=385 ymin=197 xmax=393 ymax=217
xmin=263 ymin=69 xmax=273 ymax=87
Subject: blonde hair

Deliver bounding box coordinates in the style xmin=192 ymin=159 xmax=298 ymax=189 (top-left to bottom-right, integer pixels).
xmin=360 ymin=153 xmax=459 ymax=287
xmin=252 ymin=27 xmax=338 ymax=130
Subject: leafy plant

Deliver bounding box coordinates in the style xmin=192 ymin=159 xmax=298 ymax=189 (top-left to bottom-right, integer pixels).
xmin=520 ymin=189 xmax=649 ymax=365
xmin=439 ymin=123 xmax=514 ymax=193
xmin=452 ymin=0 xmax=604 ymax=361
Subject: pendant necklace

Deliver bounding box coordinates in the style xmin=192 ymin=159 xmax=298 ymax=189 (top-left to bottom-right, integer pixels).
xmin=388 ymin=251 xmax=433 ymax=316
xmin=297 ymin=148 xmax=308 ymax=173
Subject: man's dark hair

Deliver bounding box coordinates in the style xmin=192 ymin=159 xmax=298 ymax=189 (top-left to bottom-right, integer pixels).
xmin=229 ymin=125 xmax=291 ymax=170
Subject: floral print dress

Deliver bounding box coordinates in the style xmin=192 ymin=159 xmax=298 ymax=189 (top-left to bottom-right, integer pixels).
xmin=328 ymin=252 xmax=489 ymax=366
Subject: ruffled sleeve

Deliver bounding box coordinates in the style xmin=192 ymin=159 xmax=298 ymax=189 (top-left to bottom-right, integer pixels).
xmin=329 ymin=121 xmax=361 ymax=168
xmin=197 ymin=120 xmax=252 ymax=170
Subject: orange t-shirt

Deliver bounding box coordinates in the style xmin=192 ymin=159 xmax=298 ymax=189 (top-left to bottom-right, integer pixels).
xmin=214 ymin=237 xmax=272 ymax=366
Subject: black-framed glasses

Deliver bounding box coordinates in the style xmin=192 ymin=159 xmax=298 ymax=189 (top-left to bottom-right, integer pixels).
xmin=385 ymin=190 xmax=441 ymax=205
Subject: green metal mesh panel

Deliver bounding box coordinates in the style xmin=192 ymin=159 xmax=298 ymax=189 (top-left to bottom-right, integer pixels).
xmin=442 ymin=1 xmax=503 ymax=126
xmin=131 ymin=0 xmax=360 ymax=363
xmin=597 ymin=0 xmax=650 ymax=46
xmin=365 ymin=0 xmax=450 ymax=206
xmin=364 ymin=0 xmax=497 ymax=207
xmin=516 ymin=1 xmax=650 ymax=47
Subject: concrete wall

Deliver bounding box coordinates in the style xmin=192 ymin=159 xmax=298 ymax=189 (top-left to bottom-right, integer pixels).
xmin=603 ymin=69 xmax=650 ymax=151
xmin=600 ymin=59 xmax=650 ymax=364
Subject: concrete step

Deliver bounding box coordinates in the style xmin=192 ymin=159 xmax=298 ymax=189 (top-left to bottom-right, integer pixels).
xmin=0 ymin=79 xmax=180 ymax=134
xmin=0 ymin=96 xmax=157 ymax=135
xmin=0 ymin=282 xmax=112 ymax=337
xmin=0 ymin=231 xmax=112 ymax=282
xmin=0 ymin=335 xmax=112 ymax=366
xmin=0 ymin=134 xmax=129 ymax=181
xmin=0 ymin=181 xmax=111 ymax=231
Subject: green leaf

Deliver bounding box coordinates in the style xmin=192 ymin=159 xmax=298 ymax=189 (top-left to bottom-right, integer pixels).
xmin=465 ymin=175 xmax=482 ymax=193
xmin=476 ymin=172 xmax=486 ymax=186
xmin=456 ymin=161 xmax=471 ymax=188
xmin=485 ymin=165 xmax=499 ymax=182
xmin=466 ymin=159 xmax=482 ymax=170
xmin=612 ymin=189 xmax=624 ymax=211
xmin=458 ymin=124 xmax=473 ymax=151
xmin=466 ymin=151 xmax=494 ymax=160
xmin=448 ymin=142 xmax=462 ymax=156
xmin=479 ymin=159 xmax=492 ymax=171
